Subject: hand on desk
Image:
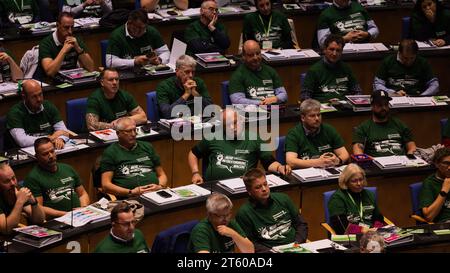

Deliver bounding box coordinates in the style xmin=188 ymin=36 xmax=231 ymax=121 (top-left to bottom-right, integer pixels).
xmin=431 ymin=39 xmax=446 ymax=47
xmin=319 ymin=153 xmax=339 ymax=168
xmin=192 ymin=173 xmax=204 ymax=184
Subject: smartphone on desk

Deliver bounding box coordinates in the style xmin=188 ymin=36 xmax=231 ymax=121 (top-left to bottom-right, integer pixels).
xmin=156 ymin=190 xmax=172 ymax=198
xmin=406 ymin=154 xmax=416 ymax=160
xmin=167 ymin=10 xmax=178 ymax=16
xmin=325 ymin=168 xmax=340 ymax=175
xmin=266 ymin=51 xmax=281 ymax=55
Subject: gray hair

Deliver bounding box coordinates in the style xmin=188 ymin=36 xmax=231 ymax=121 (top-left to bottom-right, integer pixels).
xmin=176 ymin=55 xmax=196 ymax=69
xmin=300 ymin=99 xmax=321 ymax=115
xmin=206 ymin=192 xmax=233 ymax=214
xmin=201 ymin=0 xmax=216 ymax=8
xmin=115 ymin=117 xmax=135 ymax=131
xmin=338 ymin=163 xmax=367 ymax=190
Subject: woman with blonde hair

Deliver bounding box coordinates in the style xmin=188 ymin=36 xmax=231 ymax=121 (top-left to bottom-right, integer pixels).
xmin=328 ymin=163 xmax=385 ymax=234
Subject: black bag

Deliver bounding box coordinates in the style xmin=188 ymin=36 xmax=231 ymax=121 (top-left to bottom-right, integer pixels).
xmin=99 ymin=9 xmax=130 ymax=28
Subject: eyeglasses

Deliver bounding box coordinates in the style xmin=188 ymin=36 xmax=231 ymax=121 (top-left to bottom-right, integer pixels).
xmin=211 ymin=212 xmax=231 ymax=220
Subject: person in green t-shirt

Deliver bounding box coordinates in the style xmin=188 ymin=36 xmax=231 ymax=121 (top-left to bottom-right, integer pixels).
xmin=39 ymin=12 xmax=95 ymax=78
xmin=301 ymin=34 xmax=361 ymax=102
xmin=0 ymin=0 xmax=40 ymax=24
xmin=236 ymin=168 xmax=308 ymax=252
xmin=94 ymin=201 xmax=149 ymax=253
xmin=286 ymin=99 xmax=349 ymax=169
xmin=188 ymin=108 xmax=291 ymax=183
xmin=6 ymin=79 xmax=71 ymax=149
xmin=24 ymin=138 xmax=90 ymax=219
xmin=420 ymin=147 xmax=450 ymax=222
xmin=0 ymin=163 xmax=45 ymax=234
xmin=156 ymin=55 xmax=213 ymax=119
xmin=189 ymin=193 xmax=254 ymax=253
xmin=0 ymin=44 xmax=23 ymax=82
xmin=229 ymin=40 xmax=288 ymax=105
xmin=352 ymin=90 xmax=417 ymax=157
xmin=185 ymin=0 xmax=230 ymax=55
xmin=411 ymin=0 xmax=450 ymax=47
xmin=317 ymin=0 xmax=379 ymax=48
xmin=86 ymin=68 xmax=147 ymax=131
xmin=374 ymin=39 xmax=439 ymax=96
xmin=328 ymin=164 xmax=386 ymax=234
xmin=106 ymin=9 xmax=170 ymax=70
xmin=243 ymin=0 xmax=293 ymax=50
xmin=100 ymin=117 xmax=168 ymax=199
xmin=62 ymin=0 xmax=112 ymax=18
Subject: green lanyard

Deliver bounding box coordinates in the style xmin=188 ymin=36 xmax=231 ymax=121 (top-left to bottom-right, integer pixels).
xmin=13 ymin=0 xmax=24 ymax=12
xmin=258 ymin=14 xmax=272 ymax=38
xmin=346 ymin=191 xmax=363 ymax=220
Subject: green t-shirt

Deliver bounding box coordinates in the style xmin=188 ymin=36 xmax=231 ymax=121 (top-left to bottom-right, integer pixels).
xmin=100 ymin=141 xmax=161 ymax=189
xmin=0 ymin=48 xmax=15 ymax=82
xmin=39 ymin=33 xmax=87 ymax=71
xmin=375 ymin=54 xmax=435 ymax=96
xmin=411 ymin=9 xmax=450 ymax=43
xmin=94 ymin=229 xmax=149 ymax=253
xmin=352 ymin=117 xmax=413 ymax=157
xmin=6 ymin=100 xmax=62 ymax=137
xmin=86 ymin=88 xmax=139 ymax=124
xmin=236 ymin=192 xmax=298 ymax=248
xmin=303 ymin=59 xmax=359 ymax=102
xmin=328 ymin=188 xmax=382 ymax=227
xmin=243 ymin=10 xmax=293 ymax=49
xmin=156 ymin=76 xmax=211 ymax=114
xmin=0 ymin=0 xmax=39 ymax=24
xmin=184 ymin=20 xmax=228 ymax=55
xmin=24 ymin=163 xmax=82 ymax=212
xmin=107 ymin=24 xmax=165 ymax=59
xmin=192 ymin=131 xmax=274 ymax=181
xmin=229 ymin=64 xmax=283 ymax=100
xmin=189 ymin=218 xmax=247 ymax=253
xmin=419 ymin=174 xmax=450 ymax=222
xmin=285 ymin=123 xmax=345 ymax=160
xmin=64 ymin=0 xmax=103 ymax=17
xmin=317 ymin=2 xmax=372 ymax=36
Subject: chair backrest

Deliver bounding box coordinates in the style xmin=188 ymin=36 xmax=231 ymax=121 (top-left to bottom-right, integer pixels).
xmin=171 ymin=29 xmax=186 ymax=49
xmin=65 ymin=98 xmax=88 ymax=133
xmin=221 ymin=81 xmax=231 ymax=107
xmin=287 ymin=18 xmax=300 ymax=49
xmin=0 ymin=116 xmax=6 ymax=153
xmin=145 ymin=91 xmax=160 ymax=122
xmin=440 ymin=118 xmax=448 ymax=140
xmin=151 ymin=220 xmax=199 ymax=253
xmin=57 ymin=0 xmax=64 ymax=11
xmin=100 ymin=40 xmax=109 ymax=67
xmin=323 ymin=187 xmax=377 ymax=224
xmin=401 ymin=16 xmax=411 ymax=39
xmin=135 ymin=0 xmax=141 ymax=9
xmin=275 ymin=136 xmax=286 ymax=165
xmin=409 ymin=182 xmax=423 ymax=215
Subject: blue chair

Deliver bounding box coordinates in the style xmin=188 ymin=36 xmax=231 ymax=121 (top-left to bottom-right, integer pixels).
xmin=65 ymin=98 xmax=88 ymax=133
xmin=299 ymin=73 xmax=306 ymax=100
xmin=401 ymin=17 xmax=411 ymax=39
xmin=440 ymin=118 xmax=448 ymax=140
xmin=221 ymin=81 xmax=231 ymax=108
xmin=100 ymin=40 xmax=109 ymax=67
xmin=151 ymin=220 xmax=199 ymax=253
xmin=409 ymin=182 xmax=433 ymax=224
xmin=57 ymin=0 xmax=64 ymax=12
xmin=145 ymin=91 xmax=159 ymax=122
xmin=275 ymin=136 xmax=286 ymax=165
xmin=135 ymin=0 xmax=141 ymax=9
xmin=0 ymin=116 xmax=6 ymax=153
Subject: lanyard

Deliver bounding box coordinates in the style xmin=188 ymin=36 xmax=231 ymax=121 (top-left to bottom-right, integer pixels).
xmin=346 ymin=191 xmax=363 ymax=220
xmin=13 ymin=0 xmax=24 ymax=12
xmin=258 ymin=14 xmax=272 ymax=38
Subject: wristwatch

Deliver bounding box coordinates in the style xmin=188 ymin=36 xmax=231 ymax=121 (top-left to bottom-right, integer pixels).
xmin=439 ymin=191 xmax=448 ymax=198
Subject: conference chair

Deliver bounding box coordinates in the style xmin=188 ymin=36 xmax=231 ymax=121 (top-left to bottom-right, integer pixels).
xmin=275 ymin=136 xmax=286 ymax=165
xmin=100 ymin=39 xmax=109 ymax=67
xmin=321 ymin=187 xmax=394 ymax=235
xmin=401 ymin=17 xmax=411 ymax=39
xmin=221 ymin=80 xmax=232 ymax=107
xmin=0 ymin=116 xmax=6 ymax=153
xmin=135 ymin=0 xmax=141 ymax=9
xmin=440 ymin=118 xmax=448 ymax=141
xmin=66 ymin=97 xmax=88 ymax=133
xmin=57 ymin=0 xmax=64 ymax=11
xmin=151 ymin=220 xmax=199 ymax=253
xmin=145 ymin=91 xmax=160 ymax=123
xmin=409 ymin=182 xmax=433 ymax=224
xmin=91 ymin=156 xmax=116 ymax=201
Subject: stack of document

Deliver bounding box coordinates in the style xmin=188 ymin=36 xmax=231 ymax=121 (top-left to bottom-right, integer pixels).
xmin=320 ymin=103 xmax=337 ymax=113
xmin=13 ymin=225 xmax=62 ymax=248
xmin=74 ymin=17 xmax=100 ymax=28
xmin=343 ymin=43 xmax=389 ymax=53
xmin=20 ymin=142 xmax=89 ymax=157
xmin=416 ymin=40 xmax=450 ymax=50
xmin=217 ymin=174 xmax=289 ymax=194
xmin=89 ymin=125 xmax=159 ymax=143
xmin=273 ymin=239 xmax=347 ymax=253
xmin=373 ymin=155 xmax=428 ymax=169
xmin=346 ymin=95 xmax=371 ymax=112
xmin=262 ymin=49 xmax=320 ymax=61
xmin=389 ymin=96 xmax=437 ymax=108
xmin=142 ymin=184 xmax=210 ymax=205
xmin=55 ymin=205 xmax=110 ymax=227
xmin=292 ymin=167 xmax=341 ymax=182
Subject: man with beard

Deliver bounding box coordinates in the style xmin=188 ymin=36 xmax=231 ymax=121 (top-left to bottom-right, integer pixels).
xmin=184 ymin=0 xmax=230 ymax=55
xmin=229 ymin=40 xmax=287 ymax=105
xmin=94 ymin=201 xmax=149 ymax=253
xmin=236 ymin=168 xmax=308 ymax=253
xmin=24 ymin=137 xmax=90 ymax=219
xmin=242 ymin=0 xmax=293 ymax=50
xmin=189 ymin=193 xmax=254 ymax=253
xmin=0 ymin=162 xmax=45 ymax=234
xmin=188 ymin=108 xmax=291 ymax=184
xmin=352 ymin=90 xmax=416 ymax=157
xmin=286 ymin=99 xmax=349 ymax=169
xmin=100 ymin=117 xmax=168 ymax=198
xmin=373 ymin=39 xmax=439 ymax=96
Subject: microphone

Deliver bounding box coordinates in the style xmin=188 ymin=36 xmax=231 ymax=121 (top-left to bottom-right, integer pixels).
xmin=337 ymin=214 xmax=352 ymax=248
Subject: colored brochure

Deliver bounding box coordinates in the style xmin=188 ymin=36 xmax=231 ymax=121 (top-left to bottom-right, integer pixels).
xmin=272 ymin=243 xmax=313 ymax=253
xmin=55 ymin=205 xmax=110 ymax=228
xmin=13 ymin=225 xmax=62 ymax=248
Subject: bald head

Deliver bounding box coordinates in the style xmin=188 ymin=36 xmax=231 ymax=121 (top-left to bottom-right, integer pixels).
xmin=22 ymin=79 xmax=44 ymax=112
xmin=242 ymin=40 xmax=262 ymax=71
xmin=222 ymin=108 xmax=243 ymax=139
